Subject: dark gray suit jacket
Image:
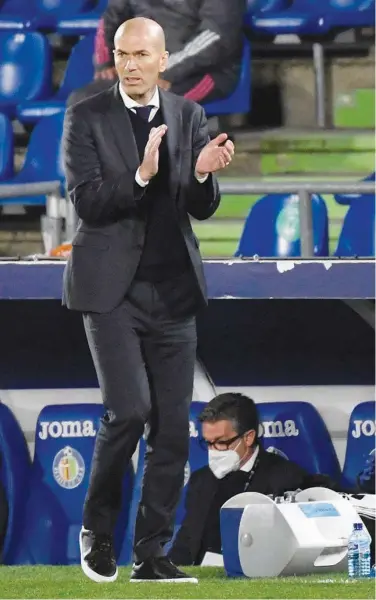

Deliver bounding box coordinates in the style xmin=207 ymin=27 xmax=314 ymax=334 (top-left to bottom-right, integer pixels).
xmin=62 ymin=84 xmax=220 ymax=313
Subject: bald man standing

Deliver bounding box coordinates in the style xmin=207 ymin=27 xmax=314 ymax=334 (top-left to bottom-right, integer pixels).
xmin=63 ymin=18 xmax=234 ymax=584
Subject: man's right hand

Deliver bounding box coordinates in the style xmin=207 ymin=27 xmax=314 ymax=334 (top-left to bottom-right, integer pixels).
xmin=139 ymin=125 xmax=168 ymax=183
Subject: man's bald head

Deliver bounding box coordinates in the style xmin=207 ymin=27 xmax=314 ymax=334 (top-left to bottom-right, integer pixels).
xmin=113 ymin=17 xmax=169 ymax=103
xmin=114 ymin=17 xmax=166 ymax=52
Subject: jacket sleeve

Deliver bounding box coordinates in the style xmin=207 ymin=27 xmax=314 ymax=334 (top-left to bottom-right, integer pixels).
xmin=94 ymin=19 xmax=112 ymax=72
xmin=168 ymin=473 xmax=201 ymax=566
xmin=63 ymin=105 xmax=146 ymax=224
xmin=186 ymin=106 xmax=220 ymax=221
xmin=163 ymin=0 xmax=245 ymax=85
xmin=98 ymin=0 xmax=133 ymax=70
xmin=267 ymin=460 xmax=310 ymax=496
xmin=301 ymin=472 xmax=338 ymax=490
xmin=268 ymin=459 xmax=336 ymax=497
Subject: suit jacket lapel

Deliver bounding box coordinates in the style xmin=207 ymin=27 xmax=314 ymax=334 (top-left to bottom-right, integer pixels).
xmin=107 ymin=84 xmax=140 ymax=171
xmin=107 ymin=86 xmax=182 ymax=193
xmin=159 ymin=89 xmax=182 ymax=199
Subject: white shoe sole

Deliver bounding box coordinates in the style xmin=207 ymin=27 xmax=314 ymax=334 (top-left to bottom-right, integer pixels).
xmin=130 ymin=577 xmax=198 ymax=584
xmin=79 ymin=529 xmax=118 ymax=583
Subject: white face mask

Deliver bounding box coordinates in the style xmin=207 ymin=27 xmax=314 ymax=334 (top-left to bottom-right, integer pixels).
xmin=208 ymin=447 xmax=241 ymax=479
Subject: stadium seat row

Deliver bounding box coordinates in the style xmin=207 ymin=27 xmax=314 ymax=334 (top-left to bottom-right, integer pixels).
xmin=0 ymin=0 xmax=374 ymax=37
xmin=0 ymin=33 xmax=250 ymax=123
xmin=0 ymin=0 xmax=106 ymax=35
xmin=0 ymin=34 xmax=94 ymax=122
xmin=246 ymin=0 xmax=374 ymax=37
xmin=0 ymin=399 xmax=374 ymax=565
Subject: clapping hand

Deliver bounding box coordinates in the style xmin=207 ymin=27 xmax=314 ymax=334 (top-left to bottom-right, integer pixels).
xmin=195 ymin=133 xmax=235 ymax=178
xmin=139 ymin=124 xmax=168 ymax=182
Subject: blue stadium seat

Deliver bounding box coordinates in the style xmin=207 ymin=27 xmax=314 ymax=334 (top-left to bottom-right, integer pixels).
xmin=0 ymin=403 xmax=31 ymax=565
xmin=57 ymin=0 xmax=108 ymax=35
xmin=203 ymin=40 xmax=251 ymax=116
xmin=250 ymin=0 xmax=375 ymax=37
xmin=15 ymin=404 xmax=134 ymax=565
xmin=0 ymin=112 xmax=65 ymax=208
xmin=32 ymin=0 xmax=95 ymax=30
xmin=0 ymin=32 xmax=52 ymax=118
xmin=0 ymin=0 xmax=95 ymax=32
xmin=341 ymin=401 xmax=375 ymax=489
xmin=17 ymin=36 xmax=95 ymax=124
xmin=119 ymin=401 xmax=208 ymax=564
xmin=235 ymin=193 xmax=329 ymax=257
xmin=0 ymin=0 xmax=33 ymax=32
xmin=244 ymin=0 xmax=290 ymax=31
xmin=334 ymin=194 xmax=375 ymax=257
xmin=258 ymin=401 xmax=341 ymax=480
xmin=0 ymin=114 xmax=14 ymax=181
xmin=324 ymin=0 xmax=375 ymax=30
xmin=334 ymin=172 xmax=375 ymax=206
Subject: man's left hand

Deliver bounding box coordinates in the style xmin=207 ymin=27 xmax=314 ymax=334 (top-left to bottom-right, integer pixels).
xmin=195 ymin=134 xmax=235 ymax=178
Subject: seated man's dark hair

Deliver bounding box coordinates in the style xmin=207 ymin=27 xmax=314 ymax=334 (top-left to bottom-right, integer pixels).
xmin=198 ymin=392 xmax=259 ymax=446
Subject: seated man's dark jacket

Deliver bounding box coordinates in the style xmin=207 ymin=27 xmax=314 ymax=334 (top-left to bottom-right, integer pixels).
xmin=168 ymin=447 xmax=334 ymax=565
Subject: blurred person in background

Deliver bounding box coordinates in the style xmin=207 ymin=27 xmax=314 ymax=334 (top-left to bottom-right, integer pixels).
xmin=68 ymin=0 xmax=245 ymax=107
xmin=168 ymin=393 xmax=336 ymax=566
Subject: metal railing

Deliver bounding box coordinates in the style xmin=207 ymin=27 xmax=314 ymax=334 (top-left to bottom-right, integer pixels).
xmin=0 ymin=179 xmax=374 ymax=257
xmin=0 ymin=181 xmax=70 ymax=254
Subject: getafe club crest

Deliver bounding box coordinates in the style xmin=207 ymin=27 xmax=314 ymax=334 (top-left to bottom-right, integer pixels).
xmin=53 ymin=446 xmax=85 ymax=489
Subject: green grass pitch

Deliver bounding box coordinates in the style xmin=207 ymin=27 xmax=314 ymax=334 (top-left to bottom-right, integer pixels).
xmin=0 ymin=567 xmax=373 ymax=599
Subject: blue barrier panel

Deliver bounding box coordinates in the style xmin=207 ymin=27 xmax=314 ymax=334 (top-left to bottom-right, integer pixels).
xmin=0 ymin=259 xmax=374 ymax=300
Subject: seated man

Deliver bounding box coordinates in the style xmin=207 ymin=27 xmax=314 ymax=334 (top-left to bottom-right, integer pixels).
xmin=168 ymin=393 xmax=334 ymax=566
xmin=68 ymin=0 xmax=245 ymax=107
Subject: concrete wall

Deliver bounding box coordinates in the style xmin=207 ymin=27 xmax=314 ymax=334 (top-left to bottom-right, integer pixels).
xmin=252 ymin=48 xmax=375 ymax=127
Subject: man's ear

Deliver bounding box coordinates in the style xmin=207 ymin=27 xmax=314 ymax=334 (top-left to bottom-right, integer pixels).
xmin=245 ymin=430 xmax=256 ymax=448
xmin=159 ymin=51 xmax=169 ymax=74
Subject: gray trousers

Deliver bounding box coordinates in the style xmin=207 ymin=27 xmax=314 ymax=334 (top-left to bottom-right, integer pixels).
xmin=82 ymin=278 xmax=197 ymax=562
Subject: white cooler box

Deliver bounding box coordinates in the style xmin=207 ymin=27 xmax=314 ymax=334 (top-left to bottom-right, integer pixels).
xmin=220 ymin=487 xmax=370 ymax=578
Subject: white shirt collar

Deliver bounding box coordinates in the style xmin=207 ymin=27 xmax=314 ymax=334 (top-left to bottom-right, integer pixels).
xmin=118 ymin=83 xmax=160 ymax=111
xmin=240 ymin=445 xmax=259 ymax=472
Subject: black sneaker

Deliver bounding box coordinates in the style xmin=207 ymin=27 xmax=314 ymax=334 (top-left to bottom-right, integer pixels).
xmin=79 ymin=527 xmax=118 ymax=583
xmin=130 ymin=556 xmax=198 ymax=583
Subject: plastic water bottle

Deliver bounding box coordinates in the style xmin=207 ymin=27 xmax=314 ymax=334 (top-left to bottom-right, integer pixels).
xmin=358 ymin=524 xmax=371 ymax=578
xmin=348 ymin=523 xmax=361 ymax=578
